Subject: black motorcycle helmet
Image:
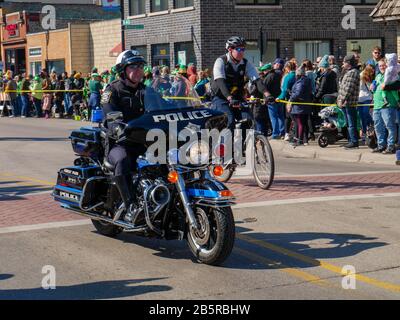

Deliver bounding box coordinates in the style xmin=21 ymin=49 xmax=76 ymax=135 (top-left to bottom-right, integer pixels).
xmin=115 ymin=50 xmax=147 ymax=76
xmin=225 ymin=36 xmax=246 ymax=50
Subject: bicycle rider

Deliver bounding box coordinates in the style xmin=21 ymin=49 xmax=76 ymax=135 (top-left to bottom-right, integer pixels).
xmin=210 ymin=36 xmax=274 ymax=130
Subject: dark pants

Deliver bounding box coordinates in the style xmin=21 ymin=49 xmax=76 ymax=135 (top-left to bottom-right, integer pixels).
xmin=21 ymin=95 xmax=29 ymax=117
xmin=107 ymin=145 xmax=146 ymax=176
xmin=211 ymin=96 xmax=253 ymax=129
xmin=268 ymin=102 xmax=285 ymax=138
xmin=33 ymin=98 xmax=42 ymax=117
xmin=64 ymin=93 xmax=72 ymax=115
xmin=293 ymin=114 xmax=309 ymax=143
xmin=357 ymin=101 xmax=373 ymax=135
xmin=344 ymin=106 xmax=359 ymax=145
xmin=89 ymin=92 xmax=101 ymax=110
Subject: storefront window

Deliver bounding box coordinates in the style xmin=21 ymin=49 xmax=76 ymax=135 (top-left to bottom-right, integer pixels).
xmin=246 ymin=40 xmax=279 ymax=66
xmin=5 ymin=48 xmax=26 ymax=75
xmin=151 ymin=43 xmax=170 ymax=67
xmin=174 ymin=42 xmax=196 ymax=66
xmin=294 ymin=40 xmax=331 ymax=63
xmin=46 ymin=60 xmax=65 ymax=74
xmin=129 ymin=0 xmax=146 ymax=16
xmin=175 ymin=0 xmax=194 ymax=8
xmin=151 ymin=0 xmax=168 ymax=12
xmin=346 ymin=39 xmax=382 ymax=65
xmin=30 ymin=62 xmax=42 ymax=77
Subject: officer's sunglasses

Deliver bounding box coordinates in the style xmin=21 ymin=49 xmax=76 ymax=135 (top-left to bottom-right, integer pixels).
xmin=234 ymin=47 xmax=246 ymax=53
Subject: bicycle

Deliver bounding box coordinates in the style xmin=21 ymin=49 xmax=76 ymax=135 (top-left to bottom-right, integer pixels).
xmin=209 ymin=98 xmax=275 ymax=190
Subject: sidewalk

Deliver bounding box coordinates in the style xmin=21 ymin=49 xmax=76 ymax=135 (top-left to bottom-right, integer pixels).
xmin=269 ymin=139 xmax=398 ymax=166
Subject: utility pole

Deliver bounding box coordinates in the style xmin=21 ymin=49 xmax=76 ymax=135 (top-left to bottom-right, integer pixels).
xmin=120 ymin=0 xmax=125 ymax=51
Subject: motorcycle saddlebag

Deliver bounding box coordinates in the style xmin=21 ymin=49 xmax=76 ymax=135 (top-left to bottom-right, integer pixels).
xmin=53 ymin=165 xmax=104 ymax=208
xmin=69 ymin=127 xmax=103 ymax=158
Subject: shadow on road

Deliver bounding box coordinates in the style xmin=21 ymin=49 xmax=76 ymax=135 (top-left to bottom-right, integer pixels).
xmin=0 ymin=137 xmax=69 ymax=142
xmin=107 ymin=225 xmax=387 ymax=270
xmin=229 ymin=178 xmax=400 ymax=192
xmin=0 ymin=275 xmax=172 ymax=300
xmin=0 ymin=180 xmax=52 ymax=201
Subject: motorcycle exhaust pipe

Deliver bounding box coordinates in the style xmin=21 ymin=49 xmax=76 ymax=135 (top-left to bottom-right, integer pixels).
xmin=60 ymin=204 xmax=147 ymax=232
xmin=150 ymin=184 xmax=171 ymax=212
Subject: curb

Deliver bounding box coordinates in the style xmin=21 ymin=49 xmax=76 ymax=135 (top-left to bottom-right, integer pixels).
xmin=269 ymin=140 xmax=396 ymax=166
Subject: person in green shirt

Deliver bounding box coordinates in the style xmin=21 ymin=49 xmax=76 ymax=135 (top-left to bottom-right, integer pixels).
xmin=30 ymin=75 xmax=43 ymax=117
xmin=372 ymin=59 xmax=399 ymax=154
xmin=88 ymin=73 xmax=103 ymax=112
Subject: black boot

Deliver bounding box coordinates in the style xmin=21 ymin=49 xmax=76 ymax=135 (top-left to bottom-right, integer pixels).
xmin=112 ymin=175 xmax=133 ymax=211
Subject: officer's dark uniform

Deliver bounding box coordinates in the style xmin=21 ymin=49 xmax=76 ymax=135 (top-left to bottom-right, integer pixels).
xmin=101 ymin=79 xmax=147 ymax=176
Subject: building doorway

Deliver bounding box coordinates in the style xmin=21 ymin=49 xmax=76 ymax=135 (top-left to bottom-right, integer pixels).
xmin=5 ymin=48 xmax=26 ymax=74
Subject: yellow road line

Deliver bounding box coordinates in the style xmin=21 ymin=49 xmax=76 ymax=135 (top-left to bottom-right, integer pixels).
xmin=0 ymin=172 xmax=54 ymax=187
xmin=235 ymin=247 xmax=330 ymax=287
xmin=238 ymin=233 xmax=400 ymax=293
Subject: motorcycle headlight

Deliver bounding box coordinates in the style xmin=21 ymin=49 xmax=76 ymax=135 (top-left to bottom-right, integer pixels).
xmin=187 ymin=141 xmax=210 ymax=165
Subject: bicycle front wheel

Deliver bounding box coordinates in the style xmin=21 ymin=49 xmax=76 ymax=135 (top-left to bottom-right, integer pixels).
xmin=252 ymin=134 xmax=275 ymax=190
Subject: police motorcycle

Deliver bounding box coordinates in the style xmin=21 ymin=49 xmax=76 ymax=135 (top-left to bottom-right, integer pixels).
xmin=52 ymin=77 xmax=235 ymax=266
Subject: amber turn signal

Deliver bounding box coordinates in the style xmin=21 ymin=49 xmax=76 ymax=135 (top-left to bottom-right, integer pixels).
xmin=213 ymin=165 xmax=224 ymax=177
xmin=167 ymin=171 xmax=179 ymax=183
xmin=219 ymin=190 xmax=234 ymax=198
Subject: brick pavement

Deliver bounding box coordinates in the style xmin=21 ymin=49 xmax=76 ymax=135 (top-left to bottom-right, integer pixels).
xmin=1 ymin=172 xmax=400 ymax=228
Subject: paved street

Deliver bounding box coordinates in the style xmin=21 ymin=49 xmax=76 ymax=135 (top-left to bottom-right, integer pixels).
xmin=0 ymin=118 xmax=400 ymax=300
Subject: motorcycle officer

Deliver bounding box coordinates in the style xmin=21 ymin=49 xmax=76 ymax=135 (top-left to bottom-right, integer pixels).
xmin=101 ymin=50 xmax=147 ymax=216
xmin=211 ymin=36 xmax=274 ymax=129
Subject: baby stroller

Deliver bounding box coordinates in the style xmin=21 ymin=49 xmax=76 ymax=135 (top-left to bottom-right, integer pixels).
xmin=317 ymin=106 xmax=348 ymax=148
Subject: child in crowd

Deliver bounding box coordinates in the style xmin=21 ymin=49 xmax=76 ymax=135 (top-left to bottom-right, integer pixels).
xmin=382 ymin=53 xmax=400 ymax=107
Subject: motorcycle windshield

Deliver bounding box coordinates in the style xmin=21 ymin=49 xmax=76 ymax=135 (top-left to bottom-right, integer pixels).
xmin=144 ymin=75 xmax=203 ymax=112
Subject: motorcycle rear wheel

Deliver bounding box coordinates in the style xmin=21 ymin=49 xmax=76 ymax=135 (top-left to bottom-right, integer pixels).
xmin=187 ymin=206 xmax=235 ymax=266
xmin=91 ymin=210 xmax=122 ymax=237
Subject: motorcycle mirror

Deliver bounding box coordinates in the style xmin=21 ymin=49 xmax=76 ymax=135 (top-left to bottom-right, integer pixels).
xmin=106 ymin=111 xmax=123 ymax=122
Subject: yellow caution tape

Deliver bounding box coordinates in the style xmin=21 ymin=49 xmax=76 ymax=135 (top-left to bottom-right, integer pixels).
xmin=276 ymin=99 xmax=374 ymax=108
xmin=162 ymin=96 xmax=203 ymax=102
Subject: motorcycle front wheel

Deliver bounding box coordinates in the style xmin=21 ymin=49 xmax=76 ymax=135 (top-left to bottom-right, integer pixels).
xmin=187 ymin=206 xmax=235 ymax=266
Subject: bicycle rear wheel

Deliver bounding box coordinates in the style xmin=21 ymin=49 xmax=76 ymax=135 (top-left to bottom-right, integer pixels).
xmin=252 ymin=134 xmax=275 ymax=190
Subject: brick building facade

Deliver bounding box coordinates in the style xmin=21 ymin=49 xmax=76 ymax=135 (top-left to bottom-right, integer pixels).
xmin=123 ymin=0 xmax=398 ymax=70
xmin=0 ymin=1 xmax=119 ymax=74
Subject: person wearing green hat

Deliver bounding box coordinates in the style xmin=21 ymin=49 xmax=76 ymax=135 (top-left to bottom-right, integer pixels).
xmin=143 ymin=66 xmax=153 ymax=87
xmin=30 ymin=75 xmax=43 ymax=117
xmin=258 ymin=63 xmax=272 ymax=73
xmin=88 ymin=72 xmax=103 ymax=114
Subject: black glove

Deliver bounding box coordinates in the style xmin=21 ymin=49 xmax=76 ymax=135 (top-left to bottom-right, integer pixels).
xmin=266 ymin=96 xmax=276 ymax=104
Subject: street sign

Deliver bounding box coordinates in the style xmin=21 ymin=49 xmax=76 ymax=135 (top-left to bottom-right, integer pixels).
xmin=125 ymin=25 xmax=145 ymax=30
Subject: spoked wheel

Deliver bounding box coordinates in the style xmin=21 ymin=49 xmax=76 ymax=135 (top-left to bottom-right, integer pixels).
xmin=209 ymin=164 xmax=235 ymax=183
xmin=252 ymin=134 xmax=275 ymax=190
xmin=187 ymin=206 xmax=235 ymax=266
